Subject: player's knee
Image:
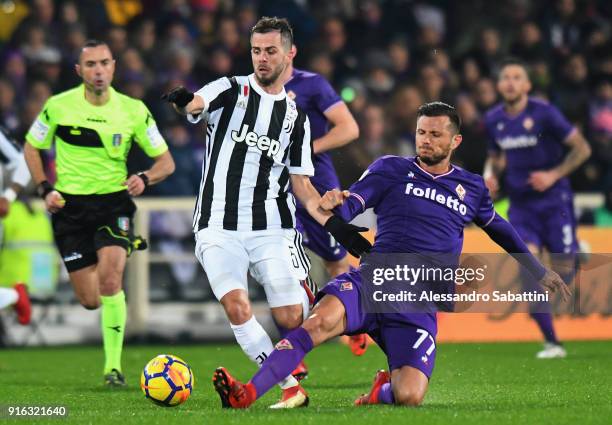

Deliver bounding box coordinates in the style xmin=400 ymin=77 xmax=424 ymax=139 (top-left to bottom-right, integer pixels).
xmin=393 ymin=387 xmax=425 ymax=407
xmin=99 ymin=276 xmax=122 ymax=294
xmin=303 ymin=313 xmax=335 ymax=338
xmin=272 ymin=306 xmax=303 ymax=330
xmin=78 ymin=296 xmax=100 ymax=310
xmin=223 ymin=299 xmax=252 ymax=325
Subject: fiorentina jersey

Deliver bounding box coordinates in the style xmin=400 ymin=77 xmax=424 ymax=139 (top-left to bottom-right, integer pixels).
xmin=484 ymin=98 xmax=575 ymax=204
xmin=339 ymin=155 xmax=497 ymax=334
xmin=344 ymin=156 xmax=496 ymax=256
xmin=285 ymin=68 xmax=343 ymax=193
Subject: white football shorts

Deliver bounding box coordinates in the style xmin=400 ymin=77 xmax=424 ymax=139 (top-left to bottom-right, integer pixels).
xmin=195 ymin=227 xmax=311 ymax=308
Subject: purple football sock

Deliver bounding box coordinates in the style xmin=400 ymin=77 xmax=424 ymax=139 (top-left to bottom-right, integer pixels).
xmin=530 ymin=312 xmax=559 ymax=344
xmin=250 ymin=327 xmax=314 ymax=399
xmin=378 ymin=383 xmax=395 ymax=404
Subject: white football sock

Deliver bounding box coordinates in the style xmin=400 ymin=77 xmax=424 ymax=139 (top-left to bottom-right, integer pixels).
xmin=230 ymin=315 xmax=298 ymax=389
xmin=0 ymin=287 xmax=19 ymax=309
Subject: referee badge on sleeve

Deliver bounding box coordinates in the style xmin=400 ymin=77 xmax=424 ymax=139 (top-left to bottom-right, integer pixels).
xmin=112 ymin=133 xmax=122 ymax=147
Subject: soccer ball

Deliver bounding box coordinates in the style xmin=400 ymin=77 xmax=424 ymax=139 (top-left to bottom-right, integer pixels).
xmin=140 ymin=354 xmax=194 ymax=407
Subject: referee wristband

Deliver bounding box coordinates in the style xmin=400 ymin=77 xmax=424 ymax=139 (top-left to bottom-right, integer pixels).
xmin=37 ymin=181 xmax=55 ymax=199
xmin=2 ymin=187 xmax=17 ymax=203
xmin=136 ymin=172 xmax=150 ymax=187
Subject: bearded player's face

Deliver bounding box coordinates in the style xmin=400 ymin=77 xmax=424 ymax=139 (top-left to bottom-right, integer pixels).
xmin=251 ymin=31 xmax=289 ymax=86
xmin=76 ymin=45 xmax=115 ymax=95
xmin=415 ymin=115 xmax=462 ymax=166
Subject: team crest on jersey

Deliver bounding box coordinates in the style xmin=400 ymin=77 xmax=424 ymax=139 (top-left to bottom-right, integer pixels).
xmin=117 ymin=217 xmax=130 ymax=232
xmin=287 ymin=90 xmax=296 ymax=100
xmin=455 ymin=184 xmax=466 ymax=201
xmin=339 ymin=281 xmax=353 ymax=291
xmin=112 ymin=134 xmax=122 ymax=147
xmin=408 ymin=171 xmax=415 ymax=178
xmin=523 ymin=117 xmax=534 ymax=131
xmin=275 ymin=339 xmax=293 ymax=351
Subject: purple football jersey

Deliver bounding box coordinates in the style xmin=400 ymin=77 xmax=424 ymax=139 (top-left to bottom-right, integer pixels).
xmin=335 ymin=155 xmax=496 ymax=334
xmin=285 ymin=68 xmax=343 ymax=193
xmin=344 ymin=156 xmax=496 ymax=255
xmin=484 ymin=98 xmax=575 ymax=204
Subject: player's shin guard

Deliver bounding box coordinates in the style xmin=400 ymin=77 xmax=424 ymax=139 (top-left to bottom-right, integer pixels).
xmin=250 ymin=327 xmax=314 ymax=400
xmin=230 ymin=315 xmax=299 ymax=390
xmin=101 ymin=290 xmax=126 ymax=374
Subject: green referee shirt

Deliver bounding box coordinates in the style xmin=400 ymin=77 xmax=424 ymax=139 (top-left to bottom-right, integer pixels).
xmin=26 ymin=84 xmax=168 ymax=195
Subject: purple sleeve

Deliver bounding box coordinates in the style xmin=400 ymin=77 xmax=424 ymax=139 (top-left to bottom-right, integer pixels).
xmin=334 ymin=170 xmax=388 ymax=221
xmin=482 ymin=214 xmax=547 ymax=280
xmin=314 ymin=75 xmax=342 ymax=113
xmin=545 ymin=104 xmax=574 ymax=143
xmin=473 ymin=183 xmax=496 ymax=227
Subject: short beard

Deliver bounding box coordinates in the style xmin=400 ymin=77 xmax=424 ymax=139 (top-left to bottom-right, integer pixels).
xmin=417 ymin=146 xmax=451 ymax=166
xmin=256 ymin=63 xmax=284 ymax=87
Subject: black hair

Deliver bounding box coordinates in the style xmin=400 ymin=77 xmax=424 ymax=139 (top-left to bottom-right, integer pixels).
xmin=498 ymin=57 xmax=530 ymax=76
xmin=82 ymin=39 xmax=108 ymax=50
xmin=250 ymin=17 xmax=293 ymax=50
xmin=416 ymin=101 xmax=461 ymax=133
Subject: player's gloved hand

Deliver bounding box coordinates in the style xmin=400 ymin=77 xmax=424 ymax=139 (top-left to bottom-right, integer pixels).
xmin=539 ymin=269 xmax=572 ymax=301
xmin=161 ymin=86 xmax=194 ymax=108
xmin=324 ymin=215 xmax=372 ymax=258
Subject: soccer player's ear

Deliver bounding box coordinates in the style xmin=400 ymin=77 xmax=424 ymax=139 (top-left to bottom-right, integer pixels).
xmin=288 ymin=44 xmax=297 ymax=60
xmin=451 ymin=134 xmax=463 ymax=150
xmin=75 ymin=63 xmax=82 ymax=78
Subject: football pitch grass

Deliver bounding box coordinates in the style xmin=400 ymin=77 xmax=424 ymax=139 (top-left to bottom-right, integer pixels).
xmin=1 ymin=340 xmax=610 ymax=424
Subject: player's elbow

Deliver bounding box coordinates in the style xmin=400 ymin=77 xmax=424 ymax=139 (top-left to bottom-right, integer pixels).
xmin=346 ymin=119 xmax=359 ymax=142
xmin=581 ymin=141 xmax=592 ymax=160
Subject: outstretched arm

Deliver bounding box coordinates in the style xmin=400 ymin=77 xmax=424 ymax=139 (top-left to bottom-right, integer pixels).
xmin=291 ymin=175 xmax=371 ymax=257
xmin=482 ymin=213 xmax=571 ymax=300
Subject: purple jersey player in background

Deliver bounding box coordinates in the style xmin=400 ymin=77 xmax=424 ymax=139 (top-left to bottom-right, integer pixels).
xmin=282 ymin=46 xmax=359 ymax=277
xmin=483 ymin=59 xmax=591 ymax=359
xmin=212 ymin=102 xmax=570 ymax=409
xmin=280 ymin=43 xmax=368 ymax=360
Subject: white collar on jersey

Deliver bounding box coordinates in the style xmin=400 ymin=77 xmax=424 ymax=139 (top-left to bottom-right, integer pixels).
xmin=413 ymin=157 xmax=456 ymax=179
xmin=248 ymin=73 xmax=287 ymax=100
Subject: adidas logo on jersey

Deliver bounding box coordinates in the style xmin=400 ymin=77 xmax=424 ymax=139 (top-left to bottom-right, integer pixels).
xmin=231 ymin=124 xmax=281 ymax=158
xmin=405 ymin=183 xmax=468 ymax=216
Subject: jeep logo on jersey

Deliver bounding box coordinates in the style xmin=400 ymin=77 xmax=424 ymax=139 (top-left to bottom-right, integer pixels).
xmin=231 ymin=124 xmax=281 ymax=157
xmin=405 ymin=182 xmax=468 ymax=216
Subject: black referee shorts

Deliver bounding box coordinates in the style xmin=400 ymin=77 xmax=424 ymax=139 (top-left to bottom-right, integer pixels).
xmin=52 ymin=190 xmax=137 ymax=272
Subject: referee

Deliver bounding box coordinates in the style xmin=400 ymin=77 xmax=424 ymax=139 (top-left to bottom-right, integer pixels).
xmin=24 ymin=40 xmax=175 ymax=387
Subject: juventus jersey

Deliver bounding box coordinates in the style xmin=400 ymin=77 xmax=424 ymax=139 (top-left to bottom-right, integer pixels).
xmin=0 ymin=127 xmax=30 ymax=192
xmin=188 ymin=74 xmax=314 ymax=232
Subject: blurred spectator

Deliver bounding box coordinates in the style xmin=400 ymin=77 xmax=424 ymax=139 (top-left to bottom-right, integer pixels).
xmin=339 ymin=103 xmax=394 ymax=186
xmin=469 ymin=27 xmax=504 ymax=76
xmin=510 ymin=21 xmax=548 ymax=62
xmin=388 ymin=85 xmax=423 ymax=149
xmin=453 ymin=95 xmax=487 ymax=174
xmin=543 ymin=0 xmax=583 ymax=59
xmin=320 ymin=17 xmax=358 ymax=83
xmin=473 ymin=78 xmax=498 ymax=113
xmin=555 ymin=53 xmax=590 ymax=123
xmin=387 ymin=38 xmax=413 ymax=83
xmin=0 ymin=78 xmax=19 ymax=132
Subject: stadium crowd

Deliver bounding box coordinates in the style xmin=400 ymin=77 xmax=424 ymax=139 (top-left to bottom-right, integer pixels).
xmin=0 ymin=0 xmax=610 ymax=197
